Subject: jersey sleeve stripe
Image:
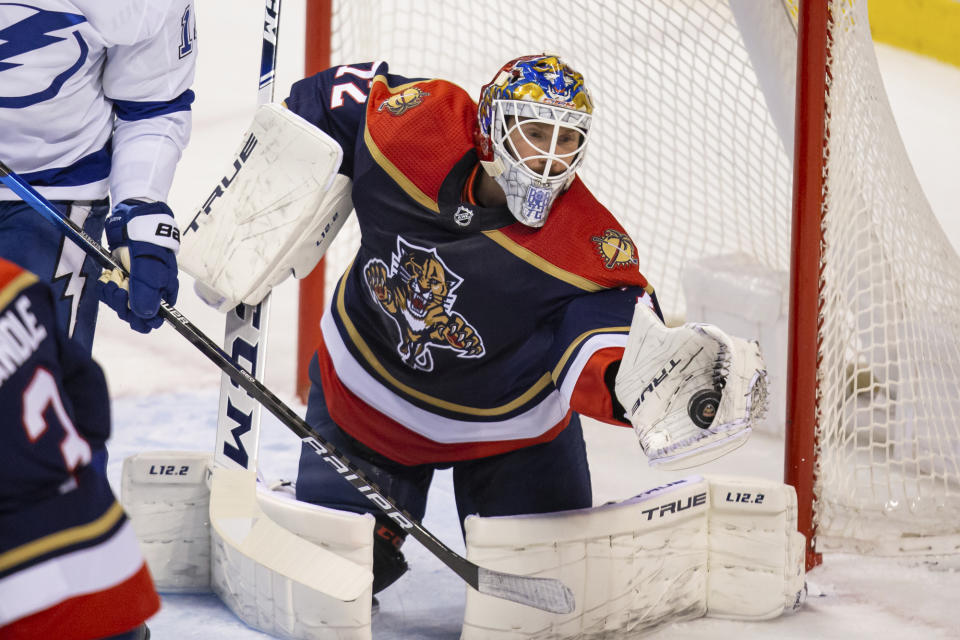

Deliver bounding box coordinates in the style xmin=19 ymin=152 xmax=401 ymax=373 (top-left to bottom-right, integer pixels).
xmin=555 ymin=332 xmax=629 ymax=402
xmin=0 ymin=501 xmax=124 ymax=574
xmin=550 ymin=326 xmax=631 ymax=383
xmin=112 ymin=88 xmax=196 ymax=121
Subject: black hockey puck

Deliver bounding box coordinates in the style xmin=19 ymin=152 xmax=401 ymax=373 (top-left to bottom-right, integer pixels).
xmin=688 ymin=389 xmax=721 ymax=429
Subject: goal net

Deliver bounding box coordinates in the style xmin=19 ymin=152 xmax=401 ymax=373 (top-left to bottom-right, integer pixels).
xmin=309 ymin=0 xmax=960 ymax=561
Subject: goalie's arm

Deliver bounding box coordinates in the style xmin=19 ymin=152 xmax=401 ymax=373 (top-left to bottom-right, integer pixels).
xmin=550 ymin=287 xmax=660 ymax=426
xmin=613 ymin=301 xmax=769 ymax=470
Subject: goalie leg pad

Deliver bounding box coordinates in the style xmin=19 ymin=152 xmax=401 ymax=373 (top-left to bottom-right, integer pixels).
xmin=705 ymin=475 xmax=807 ymax=619
xmin=210 ymin=467 xmax=375 ymax=639
xmin=461 ymin=475 xmax=804 ymax=639
xmin=120 ymin=451 xmax=214 ymax=592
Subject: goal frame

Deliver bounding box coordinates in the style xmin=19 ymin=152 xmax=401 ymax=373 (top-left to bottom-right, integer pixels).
xmin=785 ymin=0 xmax=827 ymax=572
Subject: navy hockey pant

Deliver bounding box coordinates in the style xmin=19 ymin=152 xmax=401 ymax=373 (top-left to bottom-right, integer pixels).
xmin=296 ymin=355 xmax=594 ymax=534
xmin=0 ymin=199 xmax=108 ymax=354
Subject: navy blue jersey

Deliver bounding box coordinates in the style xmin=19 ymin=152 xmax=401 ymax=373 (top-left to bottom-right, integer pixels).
xmin=286 ymin=62 xmax=660 ymax=464
xmin=0 ymin=258 xmax=158 ymax=638
xmin=0 ymin=199 xmax=108 ymax=354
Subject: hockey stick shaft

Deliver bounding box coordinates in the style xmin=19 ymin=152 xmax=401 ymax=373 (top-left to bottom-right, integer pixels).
xmin=205 ymin=0 xmax=286 ymax=472
xmin=258 ymin=0 xmax=281 ymax=104
xmin=0 ymin=160 xmax=575 ymax=615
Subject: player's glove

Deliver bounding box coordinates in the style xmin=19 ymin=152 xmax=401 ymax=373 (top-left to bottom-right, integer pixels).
xmin=98 ymin=199 xmax=180 ymax=333
xmin=615 ymin=302 xmax=768 ymax=470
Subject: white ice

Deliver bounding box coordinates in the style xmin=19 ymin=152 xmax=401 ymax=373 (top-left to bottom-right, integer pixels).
xmin=94 ymin=2 xmax=960 ymax=638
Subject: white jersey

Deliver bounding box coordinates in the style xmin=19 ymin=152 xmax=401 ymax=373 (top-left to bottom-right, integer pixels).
xmin=0 ymin=0 xmax=196 ymax=203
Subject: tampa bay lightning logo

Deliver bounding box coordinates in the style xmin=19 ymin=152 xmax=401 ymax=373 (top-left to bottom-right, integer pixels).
xmin=0 ymin=4 xmax=88 ymax=108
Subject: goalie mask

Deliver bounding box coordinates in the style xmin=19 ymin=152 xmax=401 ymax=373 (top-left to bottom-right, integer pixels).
xmin=476 ymin=54 xmax=594 ymax=228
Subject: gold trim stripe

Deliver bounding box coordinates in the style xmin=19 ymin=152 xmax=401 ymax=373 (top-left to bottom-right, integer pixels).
xmin=483 ymin=230 xmax=606 ymax=292
xmin=0 ymin=501 xmax=125 ymax=573
xmin=551 ymin=326 xmax=630 ymax=382
xmin=0 ymin=272 xmax=38 ymax=312
xmin=364 ymin=75 xmax=440 ymax=213
xmin=335 ymin=269 xmax=552 ymax=416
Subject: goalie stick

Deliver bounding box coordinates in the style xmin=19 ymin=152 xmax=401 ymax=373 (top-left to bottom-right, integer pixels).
xmin=192 ymin=0 xmax=283 ymax=473
xmin=0 ymin=160 xmax=576 ymax=615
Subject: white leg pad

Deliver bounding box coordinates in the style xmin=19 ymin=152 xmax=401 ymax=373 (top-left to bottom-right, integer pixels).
xmin=706 ymin=475 xmax=807 ymax=619
xmin=463 ymin=477 xmax=710 ymax=638
xmin=210 ymin=467 xmax=375 ymax=640
xmin=462 ymin=475 xmax=805 ymax=639
xmin=120 ymin=451 xmax=214 ymax=592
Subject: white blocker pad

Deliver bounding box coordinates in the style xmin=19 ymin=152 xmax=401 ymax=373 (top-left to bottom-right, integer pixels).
xmin=461 ymin=475 xmax=805 ymax=639
xmin=210 ymin=467 xmax=375 ymax=640
xmin=179 ymin=103 xmax=353 ymax=311
xmin=121 ymin=451 xmax=215 ymax=592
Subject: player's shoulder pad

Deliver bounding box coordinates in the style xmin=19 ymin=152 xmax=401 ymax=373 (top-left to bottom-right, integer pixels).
xmin=494 ymin=178 xmax=651 ymax=291
xmin=364 ymin=70 xmax=476 ymax=203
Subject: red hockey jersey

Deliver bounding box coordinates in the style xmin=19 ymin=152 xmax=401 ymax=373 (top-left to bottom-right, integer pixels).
xmin=0 ymin=258 xmax=158 ymax=639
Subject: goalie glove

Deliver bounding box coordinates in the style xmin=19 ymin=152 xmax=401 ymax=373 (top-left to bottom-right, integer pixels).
xmin=615 ymin=302 xmax=768 ymax=470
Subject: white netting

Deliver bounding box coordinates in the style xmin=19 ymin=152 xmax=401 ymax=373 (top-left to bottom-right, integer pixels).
xmin=319 ymin=0 xmax=960 ymax=555
xmin=814 ymin=0 xmax=960 ymax=554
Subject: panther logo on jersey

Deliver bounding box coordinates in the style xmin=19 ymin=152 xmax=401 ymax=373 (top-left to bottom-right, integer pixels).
xmin=364 ymin=236 xmax=484 ymax=371
xmin=377 ymin=87 xmax=429 ymax=116
xmin=591 ymin=229 xmax=639 ymax=270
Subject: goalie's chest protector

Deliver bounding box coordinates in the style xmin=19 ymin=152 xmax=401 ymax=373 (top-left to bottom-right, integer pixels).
xmin=318 ymin=71 xmax=649 ymax=461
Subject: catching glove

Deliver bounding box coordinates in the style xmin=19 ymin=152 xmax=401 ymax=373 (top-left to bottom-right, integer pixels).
xmin=615 ymin=303 xmax=768 ymax=470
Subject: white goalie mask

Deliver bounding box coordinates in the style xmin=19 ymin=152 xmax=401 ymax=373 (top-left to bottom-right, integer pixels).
xmin=477 ymin=55 xmax=594 ymax=228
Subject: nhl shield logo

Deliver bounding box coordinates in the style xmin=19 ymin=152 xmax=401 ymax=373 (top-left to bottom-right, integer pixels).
xmin=453 ymin=206 xmax=474 ymax=227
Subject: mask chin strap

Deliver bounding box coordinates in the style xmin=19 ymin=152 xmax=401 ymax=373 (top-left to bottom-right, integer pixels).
xmin=481 ymin=157 xmax=505 ymax=177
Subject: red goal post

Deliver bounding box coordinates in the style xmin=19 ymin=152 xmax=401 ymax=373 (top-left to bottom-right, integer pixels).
xmin=296 ymin=0 xmax=960 ymax=571
xmin=295 ymin=0 xmax=333 ymax=404
xmin=786 ymin=0 xmax=828 ymax=572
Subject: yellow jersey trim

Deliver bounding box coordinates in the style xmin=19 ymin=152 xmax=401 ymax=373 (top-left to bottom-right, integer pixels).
xmin=334 ymin=267 xmax=553 ymax=416
xmin=0 ymin=272 xmax=38 ymax=312
xmin=363 ymin=75 xmax=440 ymax=213
xmin=0 ymin=501 xmax=125 ymax=573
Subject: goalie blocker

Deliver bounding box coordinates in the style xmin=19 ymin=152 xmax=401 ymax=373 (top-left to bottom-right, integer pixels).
xmin=615 ymin=302 xmax=769 ymax=469
xmin=179 ymin=103 xmax=353 ymax=311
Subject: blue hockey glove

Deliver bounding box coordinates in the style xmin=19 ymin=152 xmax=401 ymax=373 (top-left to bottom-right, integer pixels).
xmin=98 ymin=268 xmax=163 ymax=333
xmin=99 ymin=199 xmax=180 ymax=332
